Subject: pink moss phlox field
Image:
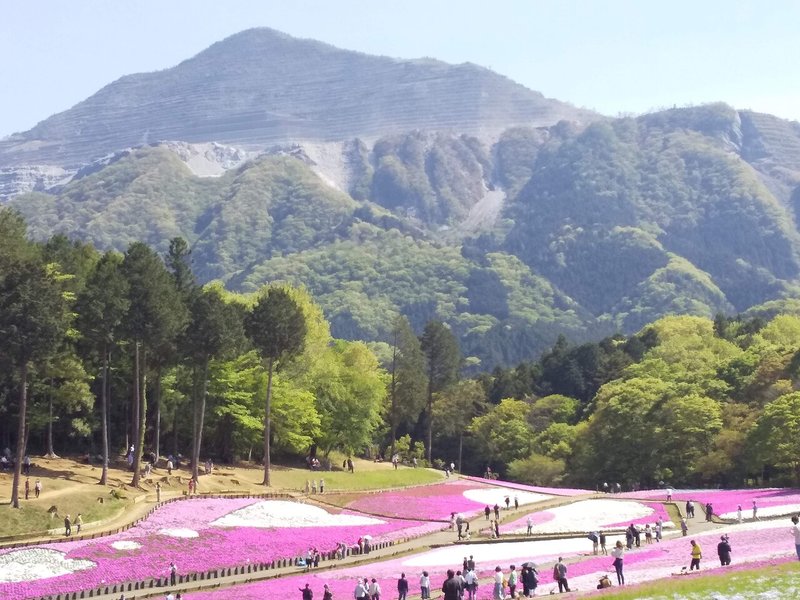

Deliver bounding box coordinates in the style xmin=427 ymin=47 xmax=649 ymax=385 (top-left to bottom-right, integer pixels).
xmin=604 ymin=502 xmax=673 ymax=528
xmin=190 ymin=520 xmax=799 ymax=599
xmin=344 ymin=480 xmax=495 ymax=520
xmin=618 ymin=488 xmax=800 ymax=516
xmin=462 ymin=475 xmax=592 ymax=496
xmin=0 ymin=498 xmax=432 ymax=600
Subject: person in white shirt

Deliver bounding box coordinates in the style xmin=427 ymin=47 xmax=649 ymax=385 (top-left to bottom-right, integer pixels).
xmin=792 ymin=516 xmax=800 ymax=560
xmin=354 ymin=578 xmax=368 ymax=600
xmin=369 ymin=578 xmax=381 ymax=599
xmin=419 ymin=571 xmax=430 ymax=599
xmin=493 ymin=566 xmax=504 ymax=599
xmin=611 ymin=540 xmax=625 ymax=585
xmin=464 ymin=569 xmax=478 ymax=600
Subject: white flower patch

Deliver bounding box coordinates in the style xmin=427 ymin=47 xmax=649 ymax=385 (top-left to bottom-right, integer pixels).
xmin=212 ymin=500 xmax=385 ymax=528
xmin=720 ymin=503 xmax=800 ymax=519
xmin=402 ymin=534 xmax=627 ymax=568
xmin=462 ymin=488 xmax=552 ymax=507
xmin=511 ymin=499 xmax=670 ymax=535
xmin=0 ymin=548 xmax=95 ymax=583
xmin=159 ymin=528 xmax=200 ymax=538
xmin=111 ymin=540 xmax=141 ymax=550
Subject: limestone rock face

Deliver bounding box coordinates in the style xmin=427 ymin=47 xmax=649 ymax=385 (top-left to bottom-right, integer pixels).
xmin=0 ymin=28 xmax=593 ymax=173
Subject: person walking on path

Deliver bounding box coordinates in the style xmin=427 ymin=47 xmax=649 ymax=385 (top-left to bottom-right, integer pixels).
xmin=508 ymin=564 xmax=518 ymax=598
xmin=514 ymin=495 xmax=519 ymax=510
xmin=75 ymin=513 xmax=83 ymax=534
xmin=397 ymin=573 xmax=409 ymax=600
xmin=169 ymin=561 xmax=177 ymax=585
xmin=485 ymin=505 xmax=491 ymax=520
xmin=554 ymin=557 xmax=570 ymax=593
xmin=320 ymin=478 xmax=325 ymax=493
xmin=442 ymin=569 xmax=462 ymax=600
xmin=464 ymin=568 xmax=478 ymax=600
xmin=521 ymin=565 xmax=538 ymax=597
xmin=717 ymin=535 xmax=732 ymax=566
xmin=494 ymin=504 xmax=500 ymax=520
xmin=354 ymin=578 xmax=368 ymax=600
xmin=35 ymin=478 xmax=42 ymax=498
xmin=64 ymin=514 xmax=71 ymax=537
xmin=752 ymin=500 xmax=759 ymax=520
xmin=680 ymin=517 xmax=688 ymax=537
xmin=791 ymin=516 xmax=800 ymax=560
xmin=600 ymin=531 xmax=608 ymax=555
xmin=492 ymin=566 xmax=504 ymax=600
xmin=368 ymin=577 xmax=381 ymax=600
xmin=527 ymin=516 xmax=533 ymax=535
xmin=419 ymin=571 xmax=430 ymax=599
xmin=690 ymin=540 xmax=702 ymax=570
xmin=611 ymin=540 xmax=625 ymax=585
xmin=737 ymin=505 xmax=743 ymax=523
xmin=705 ymin=503 xmax=713 ymax=522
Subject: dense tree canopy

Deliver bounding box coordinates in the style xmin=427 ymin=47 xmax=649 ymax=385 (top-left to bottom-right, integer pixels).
xmin=3 ymin=210 xmax=800 ymax=495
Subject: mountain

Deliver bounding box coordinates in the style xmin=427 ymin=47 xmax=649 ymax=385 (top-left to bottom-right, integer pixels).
xmin=5 ymin=29 xmax=800 ymax=369
xmin=0 ymin=27 xmax=593 ymax=179
xmin=10 ymin=102 xmax=800 ymax=370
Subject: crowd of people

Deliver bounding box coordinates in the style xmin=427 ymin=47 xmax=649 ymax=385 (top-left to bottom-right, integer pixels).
xmin=295 ymin=510 xmax=800 ymax=599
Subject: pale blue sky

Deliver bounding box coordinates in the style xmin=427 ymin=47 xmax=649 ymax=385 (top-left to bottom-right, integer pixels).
xmin=1 ymin=0 xmax=798 ymax=138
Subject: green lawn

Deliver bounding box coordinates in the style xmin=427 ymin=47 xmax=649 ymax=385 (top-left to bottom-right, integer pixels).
xmin=268 ymin=463 xmax=444 ymax=492
xmin=598 ymin=560 xmax=800 ymax=599
xmin=0 ymin=490 xmax=129 ymax=538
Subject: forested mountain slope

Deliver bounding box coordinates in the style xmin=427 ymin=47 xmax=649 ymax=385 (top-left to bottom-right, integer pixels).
xmin=10 ymin=102 xmax=800 ymax=369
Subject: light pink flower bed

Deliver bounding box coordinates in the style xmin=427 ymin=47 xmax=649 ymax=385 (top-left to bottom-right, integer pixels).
xmin=191 ymin=519 xmax=800 ymax=599
xmin=462 ymin=475 xmax=593 ymax=496
xmin=0 ymin=498 xmax=437 ymax=600
xmin=500 ymin=499 xmax=673 ymax=535
xmin=619 ymin=488 xmax=800 ymax=518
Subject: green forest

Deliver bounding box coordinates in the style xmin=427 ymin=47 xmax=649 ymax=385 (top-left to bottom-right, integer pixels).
xmin=3 ymin=208 xmax=800 ymax=508
xmin=10 ymin=104 xmax=800 ymax=371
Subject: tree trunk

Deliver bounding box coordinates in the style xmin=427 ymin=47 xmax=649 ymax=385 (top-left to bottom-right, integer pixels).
xmin=154 ymin=367 xmax=161 ymax=461
xmin=131 ymin=344 xmax=145 ymax=487
xmin=426 ymin=384 xmax=433 ymax=464
xmin=262 ymin=357 xmax=274 ymax=486
xmin=191 ymin=365 xmax=197 ymax=473
xmin=172 ymin=406 xmax=179 ymax=458
xmin=192 ymin=357 xmax=209 ymax=480
xmin=130 ymin=344 xmax=139 ymax=469
xmin=11 ymin=362 xmax=28 ymax=508
xmin=458 ymin=431 xmax=463 ymax=474
xmin=46 ymin=379 xmax=58 ymax=458
xmin=99 ymin=344 xmax=109 ymax=485
xmin=389 ymin=339 xmax=398 ymax=458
